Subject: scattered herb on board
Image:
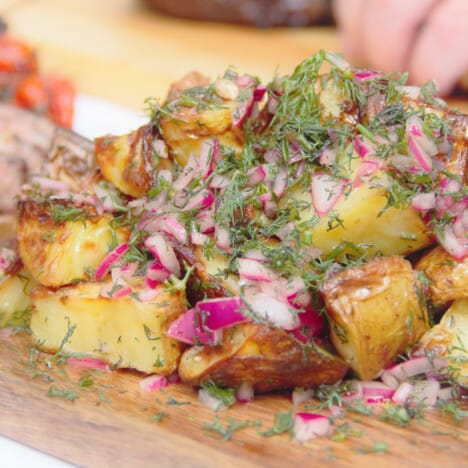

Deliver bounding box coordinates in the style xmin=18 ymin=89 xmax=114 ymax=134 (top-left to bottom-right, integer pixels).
xmin=151 ymin=410 xmax=169 ymax=422
xmin=203 ymin=417 xmax=250 ymax=441
xmin=259 ymin=409 xmax=294 ymax=437
xmin=47 ymin=385 xmax=79 ymax=401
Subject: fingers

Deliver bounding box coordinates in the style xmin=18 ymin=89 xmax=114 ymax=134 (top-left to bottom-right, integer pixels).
xmin=409 ymin=0 xmax=468 ymax=95
xmin=360 ymin=0 xmax=439 ymax=73
xmin=333 ymin=0 xmax=368 ymax=63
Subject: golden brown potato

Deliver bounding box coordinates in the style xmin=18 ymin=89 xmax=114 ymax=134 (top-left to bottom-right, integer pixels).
xmin=30 ymin=281 xmax=186 ymax=374
xmin=416 ymin=246 xmax=468 ymax=308
xmin=158 ymin=85 xmax=244 ymax=166
xmin=17 ymin=199 xmax=129 ymax=287
xmin=0 ymin=269 xmax=36 ymax=328
xmin=95 ymin=124 xmax=172 ymax=197
xmin=414 ymin=299 xmax=467 ymax=387
xmin=321 ymin=255 xmax=430 ymax=380
xmin=179 ymin=323 xmax=349 ymax=392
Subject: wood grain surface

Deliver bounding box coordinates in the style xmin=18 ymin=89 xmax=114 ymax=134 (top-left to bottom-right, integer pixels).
xmin=0 ymin=1 xmax=467 ymax=466
xmin=0 ymin=332 xmax=467 ymax=468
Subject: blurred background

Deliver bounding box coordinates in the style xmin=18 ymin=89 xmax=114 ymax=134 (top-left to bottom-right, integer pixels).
xmin=1 ymin=0 xmax=467 ymax=111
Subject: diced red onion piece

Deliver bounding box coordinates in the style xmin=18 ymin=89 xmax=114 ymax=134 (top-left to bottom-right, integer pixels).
xmin=294 ymin=413 xmax=331 ymax=442
xmin=209 ymin=174 xmax=230 ymax=190
xmin=311 ymin=173 xmax=345 ymax=216
xmin=437 ymin=224 xmax=468 ymax=260
xmin=196 ymin=296 xmax=248 ymax=330
xmin=354 ymin=160 xmax=380 ymax=187
xmin=197 ymin=210 xmax=215 ymax=234
xmin=67 ymin=357 xmax=111 ymax=372
xmin=184 ymin=190 xmax=215 ymax=211
xmin=411 ymin=379 xmax=440 ymax=406
xmin=145 ymin=234 xmax=181 ymax=277
xmin=353 ymin=69 xmax=382 ymax=82
xmin=408 ymin=135 xmax=433 ymax=171
xmin=198 ymin=388 xmax=226 ymax=411
xmin=411 ymin=192 xmax=436 ymax=211
xmin=319 ymin=147 xmax=337 ymax=166
xmin=198 ymin=139 xmax=218 ymax=180
xmin=238 ymin=258 xmax=278 ymax=282
xmin=437 ymin=386 xmax=455 ymax=401
xmin=139 ymin=374 xmax=168 ymax=393
xmin=153 ymin=139 xmax=168 ymax=158
xmin=215 ymin=226 xmax=231 ymax=251
xmin=273 ymin=166 xmax=288 ymax=198
xmin=392 ymin=382 xmax=414 ymax=404
xmin=236 ymin=382 xmax=254 ymax=403
xmin=161 ymin=215 xmax=188 ymax=245
xmin=380 ymin=370 xmax=400 ymax=389
xmin=386 ymin=356 xmax=447 ymax=381
xmin=166 ymin=308 xmax=197 ymax=345
xmin=242 ymin=249 xmax=268 ymax=263
xmin=173 ymin=154 xmax=199 ymax=191
xmin=190 ymin=230 xmax=209 ymax=246
xmin=292 ymin=388 xmax=314 ymax=405
xmin=137 ymin=288 xmax=161 ymax=302
xmin=100 ymin=282 xmax=132 ymax=299
xmin=354 ymin=136 xmax=374 ymax=158
xmin=244 ymin=292 xmax=299 ymax=330
xmin=352 ymin=381 xmax=395 ymax=399
xmin=95 ymin=243 xmax=129 ymax=280
xmin=32 ymin=176 xmax=70 ymax=192
xmin=246 ymin=165 xmax=266 ymax=187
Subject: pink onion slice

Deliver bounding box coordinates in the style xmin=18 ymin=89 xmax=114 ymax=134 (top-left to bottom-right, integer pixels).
xmin=145 ymin=234 xmax=181 ymax=277
xmin=243 ymin=292 xmax=299 ymax=330
xmin=67 ymin=357 xmax=111 ymax=372
xmin=139 ymin=374 xmax=168 ymax=393
xmin=408 ymin=135 xmax=433 ymax=172
xmin=184 ymin=190 xmax=215 ymax=212
xmin=311 ymin=173 xmax=346 ymax=216
xmin=166 ymin=308 xmax=198 ymax=345
xmin=196 ymin=296 xmax=248 ymax=331
xmin=293 ymin=413 xmax=331 ymax=442
xmin=437 ymin=224 xmax=468 ymax=260
xmin=238 ymin=258 xmax=278 ymax=282
xmin=319 ymin=147 xmax=337 ymax=166
xmin=198 ymin=388 xmax=226 ymax=411
xmin=246 ymin=165 xmax=266 ymax=187
xmin=353 ymin=69 xmax=382 ymax=82
xmin=411 ymin=379 xmax=440 ymax=406
xmin=273 ymin=166 xmax=288 ymax=198
xmin=385 ymin=356 xmax=447 ymax=381
xmin=411 ymin=192 xmax=436 ymax=211
xmin=95 ymin=242 xmax=129 ymax=280
xmin=236 ymin=382 xmax=254 ymax=403
xmin=392 ymin=382 xmax=414 ymax=404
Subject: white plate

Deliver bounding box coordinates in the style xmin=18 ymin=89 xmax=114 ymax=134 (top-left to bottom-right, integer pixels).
xmin=73 ymin=94 xmax=148 ymax=139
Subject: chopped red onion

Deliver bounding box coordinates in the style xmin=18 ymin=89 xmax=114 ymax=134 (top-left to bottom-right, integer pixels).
xmin=196 ymin=296 xmax=248 ymax=330
xmin=190 ymin=229 xmax=209 ymax=246
xmin=437 ymin=224 xmax=468 ymax=260
xmin=293 ymin=413 xmax=331 ymax=442
xmin=411 ymin=379 xmax=440 ymax=406
xmin=385 ymin=356 xmax=447 ymax=381
xmin=380 ymin=370 xmax=400 ymax=389
xmin=184 ymin=189 xmax=215 ymax=212
xmin=238 ymin=258 xmax=278 ymax=282
xmin=392 ymin=382 xmax=414 ymax=404
xmin=139 ymin=374 xmax=168 ymax=393
xmin=198 ymin=388 xmax=226 ymax=411
xmin=437 ymin=386 xmax=455 ymax=402
xmin=319 ymin=147 xmax=337 ymax=166
xmin=353 ymin=69 xmax=382 ymax=82
xmin=246 ymin=165 xmax=266 ymax=187
xmin=236 ymin=382 xmax=254 ymax=403
xmin=273 ymin=166 xmax=288 ymax=198
xmin=215 ymin=226 xmax=231 ymax=251
xmin=95 ymin=242 xmax=129 ymax=280
xmin=145 ymin=234 xmax=181 ymax=277
xmin=311 ymin=173 xmax=346 ymax=216
xmin=67 ymin=357 xmax=111 ymax=372
xmin=161 ymin=215 xmax=188 ymax=245
xmin=411 ymin=192 xmax=436 ymax=211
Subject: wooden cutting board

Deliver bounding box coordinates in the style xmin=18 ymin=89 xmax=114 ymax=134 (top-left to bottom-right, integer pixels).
xmin=0 ymin=332 xmax=466 ymax=468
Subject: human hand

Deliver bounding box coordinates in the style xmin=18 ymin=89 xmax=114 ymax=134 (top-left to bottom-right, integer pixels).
xmin=333 ymin=0 xmax=468 ymax=95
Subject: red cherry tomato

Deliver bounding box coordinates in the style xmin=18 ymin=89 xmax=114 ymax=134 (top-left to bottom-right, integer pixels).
xmin=44 ymin=76 xmax=75 ymax=128
xmin=0 ymin=35 xmax=37 ymax=73
xmin=14 ymin=74 xmax=48 ymax=112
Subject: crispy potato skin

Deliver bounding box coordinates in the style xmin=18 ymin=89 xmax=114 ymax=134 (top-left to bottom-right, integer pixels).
xmin=321 ymin=256 xmax=430 ymax=380
xmin=96 ymin=124 xmax=171 ymax=197
xmin=17 ymin=199 xmax=129 ymax=287
xmin=179 ymin=324 xmax=349 ymax=392
xmin=416 ymin=246 xmax=468 ymax=309
xmin=414 ymin=299 xmax=468 ymax=387
xmin=30 ymin=281 xmax=186 ymax=374
xmin=159 ymin=103 xmax=243 ymax=166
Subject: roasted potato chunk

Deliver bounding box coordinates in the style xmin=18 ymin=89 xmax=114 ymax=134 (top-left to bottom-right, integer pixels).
xmin=321 ymin=255 xmax=430 ymax=380
xmin=17 ymin=199 xmax=129 ymax=287
xmin=414 ymin=299 xmax=468 ymax=387
xmin=30 ymin=281 xmax=186 ymax=374
xmin=0 ymin=269 xmax=35 ymax=328
xmin=179 ymin=324 xmax=349 ymax=392
xmin=416 ymin=246 xmax=468 ymax=308
xmin=288 ymin=169 xmax=432 ymax=258
xmin=96 ymin=124 xmax=171 ymax=197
